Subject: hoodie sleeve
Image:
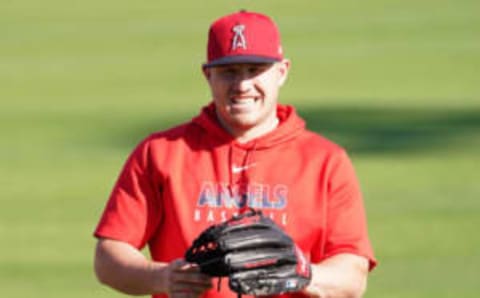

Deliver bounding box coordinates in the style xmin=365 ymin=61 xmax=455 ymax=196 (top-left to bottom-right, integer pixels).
xmin=93 ymin=137 xmax=163 ymax=249
xmin=323 ymin=150 xmax=377 ymax=270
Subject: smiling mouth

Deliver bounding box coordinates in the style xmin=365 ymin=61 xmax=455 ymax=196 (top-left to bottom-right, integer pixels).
xmin=228 ymin=97 xmax=259 ymax=113
xmin=231 ymin=97 xmax=257 ymax=104
xmin=230 ymin=94 xmax=262 ymax=103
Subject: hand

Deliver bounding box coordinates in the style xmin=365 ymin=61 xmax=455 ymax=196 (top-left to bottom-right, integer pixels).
xmin=301 ymin=255 xmax=369 ymax=298
xmin=161 ymin=259 xmax=213 ymax=298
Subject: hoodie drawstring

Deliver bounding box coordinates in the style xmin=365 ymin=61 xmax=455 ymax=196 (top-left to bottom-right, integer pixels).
xmin=227 ymin=142 xmax=257 ymax=214
xmin=228 ymin=144 xmax=234 ymax=197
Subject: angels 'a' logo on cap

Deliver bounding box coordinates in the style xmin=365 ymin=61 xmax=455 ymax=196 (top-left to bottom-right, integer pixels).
xmin=231 ymin=24 xmax=247 ymax=50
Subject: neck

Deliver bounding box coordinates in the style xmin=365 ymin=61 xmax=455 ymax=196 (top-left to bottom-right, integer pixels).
xmin=237 ymin=117 xmax=279 ymax=143
xmin=219 ymin=116 xmax=280 ymax=144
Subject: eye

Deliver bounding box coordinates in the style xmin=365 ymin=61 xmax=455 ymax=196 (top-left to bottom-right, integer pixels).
xmin=216 ymin=67 xmax=237 ymax=78
xmin=248 ymin=64 xmax=269 ymax=75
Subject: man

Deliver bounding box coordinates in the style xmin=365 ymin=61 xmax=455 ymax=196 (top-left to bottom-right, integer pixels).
xmin=94 ymin=10 xmax=376 ymax=298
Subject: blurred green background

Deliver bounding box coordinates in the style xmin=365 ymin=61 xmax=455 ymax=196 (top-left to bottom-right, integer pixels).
xmin=1 ymin=0 xmax=479 ymax=297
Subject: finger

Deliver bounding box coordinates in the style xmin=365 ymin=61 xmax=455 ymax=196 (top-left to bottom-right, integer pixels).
xmin=170 ymin=259 xmax=189 ymax=270
xmin=169 ymin=281 xmax=208 ymax=292
xmin=170 ymin=259 xmax=206 ymax=280
xmin=171 ymin=288 xmax=210 ymax=298
xmin=169 ymin=291 xmax=198 ymax=298
xmin=170 ymin=272 xmax=212 ymax=286
xmin=170 ymin=285 xmax=211 ymax=295
xmin=173 ymin=277 xmax=211 ymax=287
xmin=169 ymin=259 xmax=208 ymax=283
xmin=174 ymin=261 xmax=202 ymax=272
xmin=171 ymin=266 xmax=212 ymax=285
xmin=170 ymin=280 xmax=212 ymax=291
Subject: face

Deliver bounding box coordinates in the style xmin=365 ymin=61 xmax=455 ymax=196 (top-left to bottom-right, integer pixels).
xmin=203 ymin=60 xmax=290 ymax=137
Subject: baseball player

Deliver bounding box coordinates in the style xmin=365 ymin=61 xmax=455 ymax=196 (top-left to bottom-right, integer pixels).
xmin=93 ymin=10 xmax=376 ymax=298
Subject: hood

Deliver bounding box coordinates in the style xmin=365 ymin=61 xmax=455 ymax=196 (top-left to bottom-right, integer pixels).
xmin=191 ymin=102 xmax=306 ymax=208
xmin=191 ymin=102 xmax=306 ymax=150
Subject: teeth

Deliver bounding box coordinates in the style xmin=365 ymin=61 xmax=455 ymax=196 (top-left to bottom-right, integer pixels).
xmin=232 ymin=98 xmax=255 ymax=104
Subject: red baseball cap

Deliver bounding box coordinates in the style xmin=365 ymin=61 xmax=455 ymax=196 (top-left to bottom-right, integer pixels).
xmin=204 ymin=10 xmax=284 ymax=68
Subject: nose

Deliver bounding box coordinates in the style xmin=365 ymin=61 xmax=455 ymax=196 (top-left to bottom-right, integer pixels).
xmin=232 ymin=70 xmax=254 ymax=92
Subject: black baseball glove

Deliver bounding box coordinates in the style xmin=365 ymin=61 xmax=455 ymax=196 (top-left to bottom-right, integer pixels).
xmin=185 ymin=209 xmax=311 ymax=296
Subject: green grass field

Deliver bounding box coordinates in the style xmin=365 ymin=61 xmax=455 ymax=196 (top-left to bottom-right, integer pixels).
xmin=1 ymin=0 xmax=479 ymax=297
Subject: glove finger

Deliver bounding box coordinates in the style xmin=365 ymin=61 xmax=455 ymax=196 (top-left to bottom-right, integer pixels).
xmin=220 ymin=228 xmax=293 ymax=251
xmin=226 ymin=247 xmax=297 ymax=272
xmin=195 ymin=258 xmax=230 ymax=276
xmin=186 ymin=226 xmax=292 ymax=270
xmin=231 ymin=264 xmax=298 ymax=280
xmin=184 ymin=209 xmax=297 ymax=281
xmin=219 ymin=212 xmax=281 ymax=235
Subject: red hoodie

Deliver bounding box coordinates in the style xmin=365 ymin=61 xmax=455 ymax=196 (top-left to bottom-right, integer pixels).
xmin=94 ymin=103 xmax=376 ymax=298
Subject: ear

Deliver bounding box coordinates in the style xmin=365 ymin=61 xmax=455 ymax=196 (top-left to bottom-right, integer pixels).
xmin=277 ymin=59 xmax=291 ymax=87
xmin=202 ymin=65 xmax=211 ymax=81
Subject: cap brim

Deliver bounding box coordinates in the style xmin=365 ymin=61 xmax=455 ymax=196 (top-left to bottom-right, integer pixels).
xmin=203 ymin=55 xmax=281 ymax=68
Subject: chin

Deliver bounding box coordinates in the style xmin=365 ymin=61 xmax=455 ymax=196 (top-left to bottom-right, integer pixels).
xmin=226 ymin=119 xmax=256 ymax=131
xmin=231 ymin=121 xmax=256 ymax=129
